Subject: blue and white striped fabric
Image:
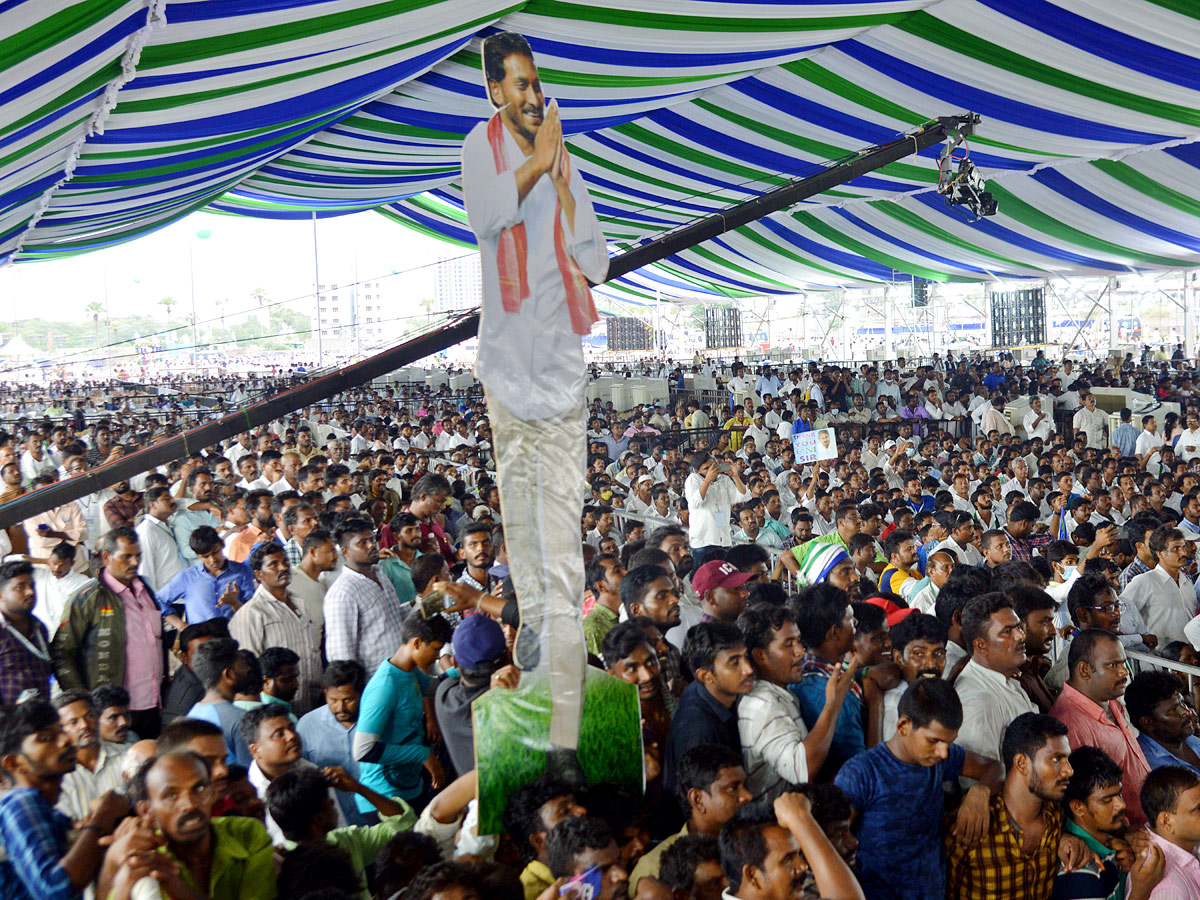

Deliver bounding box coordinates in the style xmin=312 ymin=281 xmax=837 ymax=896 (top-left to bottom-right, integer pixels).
xmin=4 ymin=0 xmax=1200 ymax=297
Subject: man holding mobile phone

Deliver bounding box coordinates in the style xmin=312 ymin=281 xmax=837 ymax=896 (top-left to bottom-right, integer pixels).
xmin=684 ymin=452 xmax=749 ymax=569
xmin=546 ymin=816 xmax=629 ymax=900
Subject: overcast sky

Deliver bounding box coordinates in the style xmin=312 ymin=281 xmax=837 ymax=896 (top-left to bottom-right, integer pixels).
xmin=0 ymin=209 xmax=466 ymax=326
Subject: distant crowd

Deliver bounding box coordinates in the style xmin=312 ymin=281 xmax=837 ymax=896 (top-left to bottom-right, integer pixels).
xmin=3 ymin=345 xmax=1200 ymax=900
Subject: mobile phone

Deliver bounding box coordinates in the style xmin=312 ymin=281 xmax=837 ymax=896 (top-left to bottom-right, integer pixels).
xmin=560 ymin=866 xmax=602 ymax=899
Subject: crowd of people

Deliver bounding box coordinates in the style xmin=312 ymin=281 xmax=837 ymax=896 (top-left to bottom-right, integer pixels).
xmin=4 ymin=347 xmax=1200 ymax=900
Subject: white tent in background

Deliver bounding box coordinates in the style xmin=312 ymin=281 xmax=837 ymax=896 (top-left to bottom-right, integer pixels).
xmin=0 ymin=334 xmax=38 ymax=358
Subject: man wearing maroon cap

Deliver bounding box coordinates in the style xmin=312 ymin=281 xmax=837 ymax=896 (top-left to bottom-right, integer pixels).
xmin=691 ymin=560 xmax=753 ymax=626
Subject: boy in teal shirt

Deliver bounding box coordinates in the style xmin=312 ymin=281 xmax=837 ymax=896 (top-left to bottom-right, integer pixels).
xmin=352 ymin=609 xmax=452 ymax=811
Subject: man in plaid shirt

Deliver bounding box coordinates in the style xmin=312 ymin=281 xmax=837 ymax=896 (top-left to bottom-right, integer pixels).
xmin=948 ymin=713 xmax=1093 ymax=900
xmin=0 ymin=700 xmax=128 ymax=900
xmin=101 ymin=481 xmax=141 ymax=530
xmin=1004 ymin=501 xmax=1059 ymax=564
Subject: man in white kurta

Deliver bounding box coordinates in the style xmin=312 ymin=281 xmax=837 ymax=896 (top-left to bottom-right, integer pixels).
xmin=1072 ymin=393 xmax=1109 ymax=450
xmin=462 ymin=32 xmax=609 ymax=761
xmin=135 ymin=488 xmax=185 ymax=592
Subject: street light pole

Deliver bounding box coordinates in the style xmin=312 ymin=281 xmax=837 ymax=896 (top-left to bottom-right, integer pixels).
xmin=189 ymin=240 xmax=198 ymax=366
xmin=312 ymin=211 xmax=324 ymax=367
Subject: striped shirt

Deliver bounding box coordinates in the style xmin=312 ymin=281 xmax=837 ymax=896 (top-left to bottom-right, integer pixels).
xmin=324 ymin=566 xmax=407 ymax=677
xmin=737 ymin=679 xmax=809 ymax=802
xmin=56 ymin=742 xmax=125 ymax=822
xmin=0 ymin=788 xmax=73 ymax=900
xmin=229 ymin=584 xmax=324 ymax=715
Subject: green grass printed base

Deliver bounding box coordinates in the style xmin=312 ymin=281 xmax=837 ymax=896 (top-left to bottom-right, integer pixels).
xmin=474 ymin=667 xmax=644 ymax=835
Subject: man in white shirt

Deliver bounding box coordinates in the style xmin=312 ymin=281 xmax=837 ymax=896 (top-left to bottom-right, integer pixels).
xmin=54 ymin=691 xmax=126 ymax=822
xmin=348 ymin=422 xmax=373 ymax=457
xmin=941 ymin=389 xmax=968 ymax=427
xmin=1004 ymin=457 xmax=1033 ymax=499
xmin=626 ymin=475 xmax=656 ymax=516
xmin=32 ymin=543 xmax=92 ymax=637
xmin=935 ymin=511 xmax=983 ymax=567
xmin=1135 ymin=414 xmax=1163 ymax=468
xmin=19 ymin=435 xmax=56 ymax=487
xmin=224 ymin=432 xmax=256 ymax=467
xmin=446 ymin=421 xmax=477 ymax=451
xmin=1022 ymin=395 xmax=1054 ymax=442
xmin=136 ymin=485 xmax=186 ymax=592
xmin=807 ymin=379 xmax=825 ymax=411
xmin=726 ymin=365 xmax=753 ymax=401
xmin=247 ymin=450 xmax=286 ymax=493
xmin=876 ymin=370 xmax=902 ymax=411
xmin=1177 ymin=411 xmax=1200 ymax=464
xmin=743 ymin=409 xmax=772 ymax=453
xmin=683 ymin=451 xmax=749 ymax=567
xmin=947 ymin=473 xmax=975 ymax=515
xmin=846 ymin=394 xmax=872 ymax=426
xmin=737 ymin=604 xmax=855 ymax=802
xmin=1072 ymin=393 xmax=1109 ymax=450
xmin=1120 ymin=525 xmax=1198 ymax=646
xmin=234 ymin=454 xmax=261 ymax=490
xmin=952 ymin=594 xmax=1038 ymax=767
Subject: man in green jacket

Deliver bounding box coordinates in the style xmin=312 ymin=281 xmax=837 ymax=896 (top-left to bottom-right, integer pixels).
xmin=50 ymin=526 xmax=168 ymax=738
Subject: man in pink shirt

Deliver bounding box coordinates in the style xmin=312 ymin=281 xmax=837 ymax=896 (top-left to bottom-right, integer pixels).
xmin=50 ymin=526 xmax=165 ymax=739
xmin=1141 ymin=765 xmax=1200 ymax=900
xmin=1050 ymin=628 xmax=1151 ymax=824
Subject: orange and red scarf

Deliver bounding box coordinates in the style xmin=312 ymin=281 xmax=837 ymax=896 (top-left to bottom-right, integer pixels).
xmin=487 ymin=113 xmax=597 ymax=335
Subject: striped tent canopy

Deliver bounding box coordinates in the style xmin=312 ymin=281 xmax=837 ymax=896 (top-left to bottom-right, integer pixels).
xmin=5 ymin=0 xmax=1200 ymax=298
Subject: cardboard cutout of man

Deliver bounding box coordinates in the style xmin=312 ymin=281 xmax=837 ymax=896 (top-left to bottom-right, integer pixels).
xmin=462 ymin=31 xmax=609 ymax=778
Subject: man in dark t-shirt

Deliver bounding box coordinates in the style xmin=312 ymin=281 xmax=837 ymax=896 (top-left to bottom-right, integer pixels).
xmin=835 ymin=679 xmax=1001 ymax=900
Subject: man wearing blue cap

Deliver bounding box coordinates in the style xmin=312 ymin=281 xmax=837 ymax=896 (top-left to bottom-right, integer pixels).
xmin=435 ymin=614 xmax=519 ymax=777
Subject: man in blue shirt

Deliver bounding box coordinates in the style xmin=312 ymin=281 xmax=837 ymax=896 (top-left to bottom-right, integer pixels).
xmin=1127 ymin=671 xmax=1200 ymax=776
xmin=983 ymin=365 xmax=1007 ymax=392
xmin=1112 ymin=408 xmax=1139 ymax=458
xmin=0 ymin=699 xmax=129 ymax=900
xmin=600 ymin=422 xmax=631 ymax=462
xmin=186 ymin=637 xmax=256 ymax=765
xmin=297 ymin=660 xmax=376 ymax=826
xmin=755 ymin=366 xmax=783 ymax=401
xmin=791 ymin=407 xmax=814 ymax=436
xmin=791 ymin=583 xmax=865 ymax=779
xmin=835 ymin=679 xmax=1001 ymax=900
xmin=903 ymin=474 xmax=936 ymax=516
xmin=158 ymin=526 xmax=256 ymax=624
xmin=171 ymin=467 xmax=221 ymax=565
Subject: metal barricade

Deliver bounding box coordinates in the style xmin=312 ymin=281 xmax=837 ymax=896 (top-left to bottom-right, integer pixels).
xmin=1124 ymin=649 xmax=1200 ymax=697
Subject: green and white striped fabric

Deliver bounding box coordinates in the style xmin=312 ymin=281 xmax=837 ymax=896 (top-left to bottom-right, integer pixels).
xmin=4 ymin=0 xmax=1200 ymax=297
